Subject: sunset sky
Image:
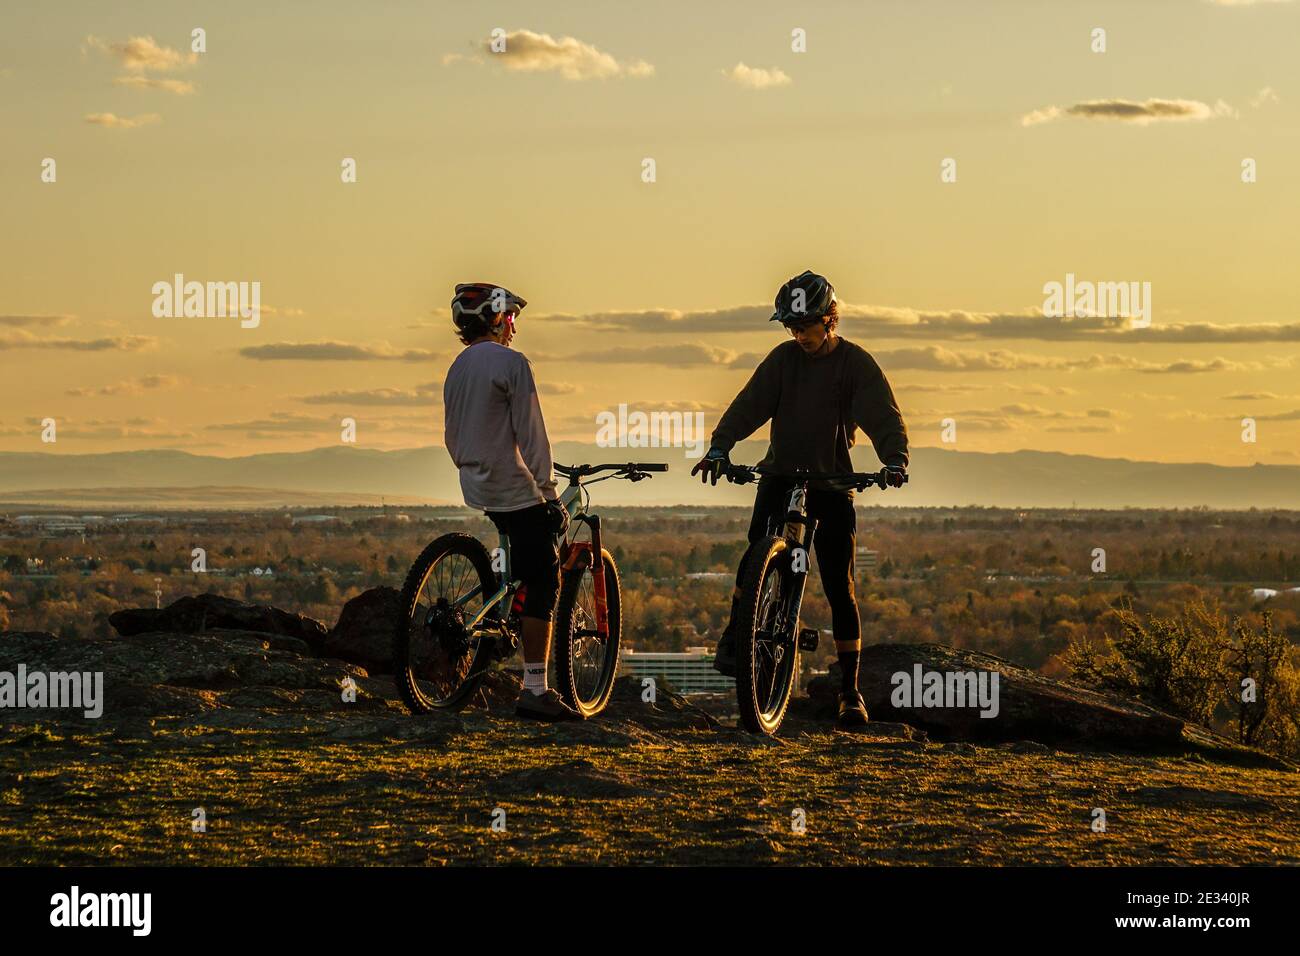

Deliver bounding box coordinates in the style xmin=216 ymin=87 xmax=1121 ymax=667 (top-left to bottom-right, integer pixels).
xmin=3 ymin=0 xmax=1299 ymax=466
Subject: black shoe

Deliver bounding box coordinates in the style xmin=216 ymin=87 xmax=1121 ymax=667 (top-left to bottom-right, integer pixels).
xmin=837 ymin=691 xmax=870 ymax=729
xmin=713 ymin=625 xmax=737 ymax=677
xmin=515 ymin=688 xmax=583 ymax=722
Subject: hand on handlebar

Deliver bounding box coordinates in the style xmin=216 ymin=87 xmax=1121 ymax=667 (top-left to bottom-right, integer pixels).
xmin=690 ymin=446 xmax=729 ymax=486
xmin=884 ymin=464 xmax=907 ymax=488
xmin=545 ymin=499 xmax=570 ymax=536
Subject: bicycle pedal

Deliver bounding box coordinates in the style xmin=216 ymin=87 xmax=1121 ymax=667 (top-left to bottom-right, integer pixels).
xmin=797 ymin=627 xmax=819 ymax=651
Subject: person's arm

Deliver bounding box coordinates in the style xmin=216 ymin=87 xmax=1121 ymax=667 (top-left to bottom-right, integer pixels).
xmin=442 ymin=379 xmax=460 ymax=464
xmin=850 ymin=351 xmax=909 ymax=469
xmin=509 ymin=355 xmax=559 ymax=501
xmin=709 ymin=346 xmax=785 ymax=454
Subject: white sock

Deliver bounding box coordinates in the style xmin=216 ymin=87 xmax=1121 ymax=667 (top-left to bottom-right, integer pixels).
xmin=523 ymin=662 xmax=548 ymax=695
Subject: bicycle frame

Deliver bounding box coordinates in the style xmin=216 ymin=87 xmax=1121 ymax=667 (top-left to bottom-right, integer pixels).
xmin=447 ymin=479 xmax=596 ymax=636
xmin=557 ymin=475 xmax=609 ymax=639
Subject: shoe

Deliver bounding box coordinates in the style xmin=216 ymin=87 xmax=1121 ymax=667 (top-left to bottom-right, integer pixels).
xmin=713 ymin=624 xmax=737 ymax=677
xmin=836 ymin=690 xmax=870 ymax=728
xmin=515 ymin=688 xmax=584 ymax=722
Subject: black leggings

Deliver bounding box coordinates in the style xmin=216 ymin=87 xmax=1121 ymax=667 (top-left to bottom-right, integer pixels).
xmin=739 ymin=479 xmax=860 ymax=645
xmin=486 ymin=503 xmax=560 ymax=622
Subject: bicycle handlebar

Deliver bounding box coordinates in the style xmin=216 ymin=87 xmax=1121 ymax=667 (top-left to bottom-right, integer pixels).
xmin=555 ymin=461 xmax=669 ymax=480
xmin=724 ymin=464 xmax=906 ymax=490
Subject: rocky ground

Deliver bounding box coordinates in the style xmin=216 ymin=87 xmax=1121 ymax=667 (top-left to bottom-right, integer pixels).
xmin=1 ymin=593 xmax=1296 ymax=865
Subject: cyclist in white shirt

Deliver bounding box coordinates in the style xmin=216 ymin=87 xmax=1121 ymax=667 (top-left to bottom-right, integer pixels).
xmin=443 ymin=283 xmax=581 ymax=721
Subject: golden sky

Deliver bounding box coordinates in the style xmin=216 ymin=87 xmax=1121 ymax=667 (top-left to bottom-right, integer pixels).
xmin=2 ymin=0 xmax=1298 ymax=465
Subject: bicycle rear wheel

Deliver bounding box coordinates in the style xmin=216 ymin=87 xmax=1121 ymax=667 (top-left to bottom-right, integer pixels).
xmin=553 ymin=547 xmax=622 ymax=717
xmin=734 ymin=535 xmax=799 ymax=735
xmin=394 ymin=532 xmax=500 ymax=713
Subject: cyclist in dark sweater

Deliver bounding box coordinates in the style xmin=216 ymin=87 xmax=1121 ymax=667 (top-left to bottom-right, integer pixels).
xmin=691 ymin=271 xmax=908 ymax=728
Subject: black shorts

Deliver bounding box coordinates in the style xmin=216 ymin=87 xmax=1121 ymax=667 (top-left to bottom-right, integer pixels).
xmin=485 ymin=503 xmax=560 ymax=622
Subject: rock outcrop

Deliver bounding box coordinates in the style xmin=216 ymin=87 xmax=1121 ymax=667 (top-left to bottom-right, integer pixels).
xmin=323 ymin=586 xmax=402 ymax=673
xmin=803 ymin=642 xmax=1286 ymax=767
xmin=109 ymin=593 xmax=328 ymax=650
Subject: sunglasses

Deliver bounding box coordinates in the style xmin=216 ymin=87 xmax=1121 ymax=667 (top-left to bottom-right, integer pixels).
xmin=783 ymin=320 xmax=823 ymax=335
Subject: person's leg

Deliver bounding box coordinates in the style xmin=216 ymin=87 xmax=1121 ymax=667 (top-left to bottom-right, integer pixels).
xmin=727 ymin=478 xmax=789 ymax=625
xmin=502 ymin=504 xmax=578 ymax=720
xmin=509 ymin=503 xmax=561 ymax=695
xmin=810 ymin=490 xmax=864 ymax=708
xmin=520 ymin=616 xmax=552 ymax=694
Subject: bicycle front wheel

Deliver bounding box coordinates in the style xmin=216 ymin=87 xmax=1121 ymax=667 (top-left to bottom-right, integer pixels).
xmin=553 ymin=547 xmax=622 ymax=717
xmin=734 ymin=535 xmax=799 ymax=735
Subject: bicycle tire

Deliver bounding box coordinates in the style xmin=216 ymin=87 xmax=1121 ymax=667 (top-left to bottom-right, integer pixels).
xmin=734 ymin=535 xmax=799 ymax=735
xmin=553 ymin=548 xmax=622 ymax=717
xmin=394 ymin=532 xmax=499 ymax=714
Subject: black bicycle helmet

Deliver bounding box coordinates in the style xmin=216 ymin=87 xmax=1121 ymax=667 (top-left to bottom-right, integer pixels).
xmin=771 ymin=270 xmax=835 ymax=325
xmin=451 ymin=283 xmax=527 ymax=334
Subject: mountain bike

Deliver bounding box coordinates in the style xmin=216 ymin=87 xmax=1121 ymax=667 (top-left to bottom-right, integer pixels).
xmin=393 ymin=461 xmax=667 ymax=717
xmin=719 ymin=463 xmax=907 ymax=735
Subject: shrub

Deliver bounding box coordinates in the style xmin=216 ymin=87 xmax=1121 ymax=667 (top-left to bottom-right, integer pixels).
xmin=1067 ymin=596 xmax=1300 ymax=757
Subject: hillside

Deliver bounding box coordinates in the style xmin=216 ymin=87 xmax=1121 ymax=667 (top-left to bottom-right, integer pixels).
xmin=1 ymin=597 xmax=1295 ymax=866
xmin=3 ymin=444 xmax=1300 ymax=509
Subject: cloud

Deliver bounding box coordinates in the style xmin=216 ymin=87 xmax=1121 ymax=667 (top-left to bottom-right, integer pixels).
xmin=846 ymin=305 xmax=1300 ymax=344
xmin=298 ymin=383 xmax=441 ymax=406
xmin=550 ymin=399 xmax=728 ymax=433
xmin=873 ymin=345 xmax=1263 ymax=374
xmin=539 ymin=381 xmax=579 ymax=395
xmin=112 ymin=75 xmax=194 ymax=95
xmin=258 ymin=305 xmax=306 ymax=318
xmin=539 ymin=305 xmax=769 ymax=334
xmin=1223 ymin=392 xmax=1281 ymax=400
xmin=474 ymin=30 xmax=653 ymax=80
xmin=205 ymin=411 xmax=428 ymax=440
xmin=0 ymin=330 xmax=155 ymax=351
xmin=441 ymin=53 xmax=483 ymax=68
xmin=0 ymin=314 xmax=75 ymax=327
xmin=932 ymin=403 xmax=1123 ymax=422
xmin=84 ymin=112 xmax=161 ymax=129
xmin=85 ymin=35 xmax=196 ymax=72
xmin=19 ymin=415 xmax=192 ymax=440
xmin=1248 ymin=86 xmax=1280 ymax=108
xmin=1022 ymin=98 xmax=1236 ymax=126
xmin=239 ymin=341 xmax=443 ymax=362
xmin=562 ymin=343 xmax=744 ymax=366
xmin=723 ymin=63 xmax=792 ymax=90
xmin=539 ymin=301 xmax=1300 ymax=346
xmin=65 ymin=374 xmax=182 ymax=397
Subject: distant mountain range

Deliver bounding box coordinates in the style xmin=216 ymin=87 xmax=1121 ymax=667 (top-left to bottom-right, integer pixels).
xmin=0 ymin=443 xmax=1297 ymax=510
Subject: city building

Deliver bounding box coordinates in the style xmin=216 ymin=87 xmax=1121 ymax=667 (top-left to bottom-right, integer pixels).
xmin=618 ymin=645 xmax=734 ymax=694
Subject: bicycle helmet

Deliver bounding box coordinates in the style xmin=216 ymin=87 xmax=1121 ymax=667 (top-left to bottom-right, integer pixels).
xmin=771 ymin=270 xmax=836 ymax=326
xmin=451 ymin=283 xmax=528 ymax=335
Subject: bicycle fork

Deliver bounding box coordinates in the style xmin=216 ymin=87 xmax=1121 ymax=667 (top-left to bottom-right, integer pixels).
xmin=561 ymin=513 xmax=609 ymax=639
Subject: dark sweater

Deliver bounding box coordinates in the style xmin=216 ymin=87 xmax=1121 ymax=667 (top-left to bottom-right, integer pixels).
xmin=710 ymin=337 xmax=909 ymax=486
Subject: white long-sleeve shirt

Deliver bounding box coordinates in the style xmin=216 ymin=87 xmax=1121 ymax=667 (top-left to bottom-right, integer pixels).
xmin=443 ymin=341 xmax=558 ymax=512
